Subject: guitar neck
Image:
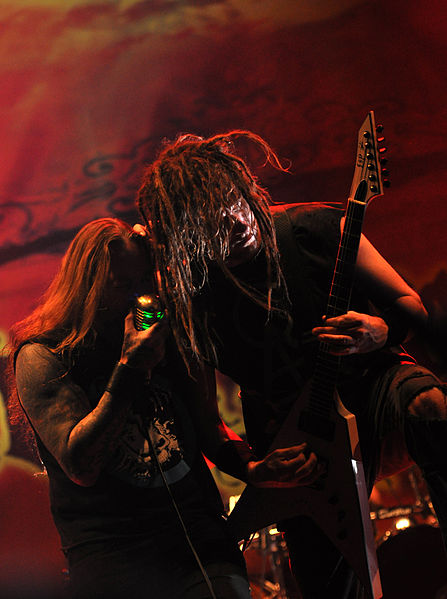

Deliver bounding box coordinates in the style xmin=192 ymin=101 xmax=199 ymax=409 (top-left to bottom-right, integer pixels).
xmin=309 ymin=182 xmax=368 ymax=417
xmin=327 ymin=183 xmax=367 ymax=319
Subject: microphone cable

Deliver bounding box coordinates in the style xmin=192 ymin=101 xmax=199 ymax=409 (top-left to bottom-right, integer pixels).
xmin=146 ymin=433 xmax=218 ymax=599
xmin=133 ymin=298 xmax=217 ymax=598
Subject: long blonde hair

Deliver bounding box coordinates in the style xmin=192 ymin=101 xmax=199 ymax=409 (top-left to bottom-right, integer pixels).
xmin=7 ymin=217 xmax=148 ymax=438
xmin=10 ymin=218 xmax=145 ymax=358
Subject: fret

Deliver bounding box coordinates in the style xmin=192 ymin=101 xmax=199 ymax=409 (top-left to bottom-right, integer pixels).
xmin=339 ymin=241 xmax=361 ymax=252
xmin=330 ymin=282 xmax=351 ymax=293
xmin=329 ymin=280 xmax=351 ymax=291
xmin=326 ymin=300 xmax=349 ymax=312
xmin=338 ymin=242 xmax=361 ymax=255
xmin=331 ymin=274 xmax=353 ymax=288
xmin=314 ymin=362 xmax=339 ymax=376
xmin=333 ymin=263 xmax=357 ymax=275
xmin=329 ymin=277 xmax=352 ymax=290
xmin=342 ymin=215 xmax=363 ymax=224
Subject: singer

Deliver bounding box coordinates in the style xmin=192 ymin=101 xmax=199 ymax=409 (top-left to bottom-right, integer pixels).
xmin=8 ymin=218 xmax=319 ymax=599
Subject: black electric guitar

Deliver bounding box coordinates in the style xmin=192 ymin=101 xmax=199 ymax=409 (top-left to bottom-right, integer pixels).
xmin=227 ymin=111 xmax=387 ymax=599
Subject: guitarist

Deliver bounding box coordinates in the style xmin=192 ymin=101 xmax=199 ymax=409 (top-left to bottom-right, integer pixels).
xmin=136 ymin=130 xmax=447 ymax=598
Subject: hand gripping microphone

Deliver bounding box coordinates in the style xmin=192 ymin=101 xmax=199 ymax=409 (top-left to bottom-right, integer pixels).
xmin=133 ymin=294 xmax=165 ymax=331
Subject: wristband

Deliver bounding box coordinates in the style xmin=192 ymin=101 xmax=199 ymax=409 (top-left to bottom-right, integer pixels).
xmin=105 ymin=361 xmax=148 ymax=398
xmin=214 ymin=439 xmax=257 ymax=483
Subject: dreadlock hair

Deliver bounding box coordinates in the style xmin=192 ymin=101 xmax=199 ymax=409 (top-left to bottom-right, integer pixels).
xmin=137 ymin=130 xmax=289 ymax=368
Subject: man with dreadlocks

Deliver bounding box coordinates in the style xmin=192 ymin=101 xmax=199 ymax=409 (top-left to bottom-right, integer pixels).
xmin=137 ymin=131 xmax=447 ymax=598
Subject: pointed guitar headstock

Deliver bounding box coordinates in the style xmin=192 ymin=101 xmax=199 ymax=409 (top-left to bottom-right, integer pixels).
xmin=349 ymin=110 xmax=389 ymax=206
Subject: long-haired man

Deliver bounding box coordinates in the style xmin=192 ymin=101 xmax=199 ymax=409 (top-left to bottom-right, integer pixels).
xmin=137 ymin=131 xmax=447 ymax=598
xmin=9 ymin=217 xmax=317 ymax=599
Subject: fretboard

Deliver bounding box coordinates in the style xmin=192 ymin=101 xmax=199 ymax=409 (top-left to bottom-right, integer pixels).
xmin=308 ymin=181 xmax=368 ymax=418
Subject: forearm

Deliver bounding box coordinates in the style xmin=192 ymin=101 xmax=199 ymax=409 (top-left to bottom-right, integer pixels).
xmin=382 ymin=293 xmax=428 ymax=346
xmin=66 ymin=362 xmax=147 ymax=486
xmin=16 ymin=319 xmax=167 ymax=487
xmin=355 ymin=232 xmax=428 ymax=343
xmin=211 ymin=433 xmax=257 ymax=483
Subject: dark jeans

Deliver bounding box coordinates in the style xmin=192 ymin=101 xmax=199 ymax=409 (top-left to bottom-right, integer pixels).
xmin=68 ymin=539 xmax=250 ymax=599
xmin=66 ymin=506 xmax=249 ymax=599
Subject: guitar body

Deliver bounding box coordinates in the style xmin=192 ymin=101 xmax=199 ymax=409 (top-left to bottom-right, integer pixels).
xmin=228 ymin=382 xmax=381 ymax=598
xmin=228 ymin=111 xmax=387 ymax=599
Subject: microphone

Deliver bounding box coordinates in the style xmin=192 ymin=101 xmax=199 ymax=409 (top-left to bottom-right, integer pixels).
xmin=133 ymin=294 xmax=165 ymax=331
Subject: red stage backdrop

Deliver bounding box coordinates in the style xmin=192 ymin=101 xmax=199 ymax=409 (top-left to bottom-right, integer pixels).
xmin=1 ymin=0 xmax=447 ymax=591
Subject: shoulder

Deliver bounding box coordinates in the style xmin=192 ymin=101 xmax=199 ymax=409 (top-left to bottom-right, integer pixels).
xmin=271 ymin=202 xmax=344 ymax=250
xmin=271 ymin=202 xmax=344 ymax=225
xmin=16 ymin=342 xmax=62 ymax=368
xmin=15 ymin=343 xmax=67 ymax=388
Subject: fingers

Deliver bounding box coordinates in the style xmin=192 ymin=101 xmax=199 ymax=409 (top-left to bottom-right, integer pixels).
xmin=312 ymin=312 xmax=388 ymax=355
xmin=312 ymin=311 xmax=367 ymax=355
xmin=315 ymin=334 xmax=358 ymax=355
xmin=251 ymin=443 xmax=325 ymax=488
xmin=314 ymin=333 xmax=354 ymax=344
xmin=294 ymin=451 xmax=324 ymax=485
xmin=313 ymin=312 xmax=363 ymax=335
xmin=121 ymin=311 xmax=169 ymax=370
xmin=311 ymin=326 xmax=358 ymax=354
xmin=138 ymin=319 xmax=170 ymax=346
xmin=124 ymin=309 xmax=169 ymax=336
xmin=323 ymin=311 xmax=363 ymax=327
xmin=269 ymin=443 xmax=308 ymax=460
xmin=274 ymin=448 xmax=319 ymax=482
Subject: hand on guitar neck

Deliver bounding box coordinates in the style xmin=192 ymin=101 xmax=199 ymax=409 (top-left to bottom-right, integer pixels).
xmin=312 ymin=310 xmax=388 ymax=355
xmin=245 ymin=442 xmax=325 ymax=488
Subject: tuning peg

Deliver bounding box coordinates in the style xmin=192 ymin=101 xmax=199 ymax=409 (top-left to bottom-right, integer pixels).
xmin=376 ymin=124 xmax=384 ymax=133
xmin=378 ymin=146 xmax=387 ymax=154
xmin=383 ymin=179 xmax=391 ymax=188
xmin=381 ymin=168 xmax=390 ymax=177
xmin=377 ymin=136 xmax=385 ymax=143
xmin=379 ymin=157 xmax=388 ymax=165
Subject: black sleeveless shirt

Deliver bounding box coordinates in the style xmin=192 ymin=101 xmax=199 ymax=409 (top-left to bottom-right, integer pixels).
xmin=201 ymin=203 xmax=402 ymax=456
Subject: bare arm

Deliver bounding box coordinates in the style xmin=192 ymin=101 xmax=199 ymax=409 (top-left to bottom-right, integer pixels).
xmin=16 ymin=313 xmax=168 ymax=487
xmin=312 ymin=231 xmax=428 ymax=355
xmin=355 ymin=233 xmax=427 ymax=326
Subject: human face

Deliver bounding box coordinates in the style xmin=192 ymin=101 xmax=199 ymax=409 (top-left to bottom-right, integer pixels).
xmin=99 ymin=240 xmax=154 ymax=324
xmin=224 ymin=197 xmax=261 ymax=267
